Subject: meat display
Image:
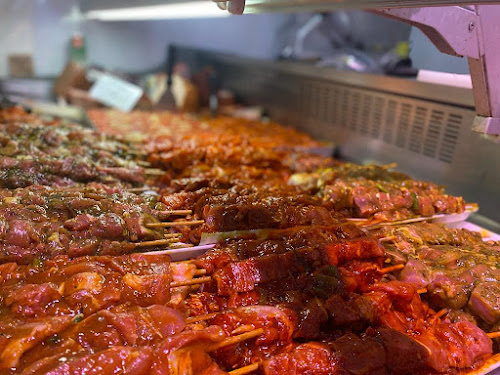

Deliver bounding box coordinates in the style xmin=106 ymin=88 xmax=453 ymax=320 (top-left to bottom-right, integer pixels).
xmin=0 ymin=121 xmax=155 ymax=188
xmin=0 ymin=105 xmax=498 ymax=374
xmin=375 ymin=222 xmax=500 ymax=331
xmin=289 ymin=163 xmax=466 ymax=220
xmin=0 ymin=183 xmax=193 ymax=263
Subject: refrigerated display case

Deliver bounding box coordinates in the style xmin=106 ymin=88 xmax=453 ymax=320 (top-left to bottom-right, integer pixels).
xmin=2 ymin=1 xmax=500 ymax=373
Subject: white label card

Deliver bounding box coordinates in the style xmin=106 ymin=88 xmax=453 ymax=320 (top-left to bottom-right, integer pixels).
xmin=89 ymin=74 xmax=143 ymax=112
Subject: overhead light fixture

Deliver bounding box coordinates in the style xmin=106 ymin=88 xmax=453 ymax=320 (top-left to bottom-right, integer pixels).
xmin=86 ymin=1 xmax=230 ymax=21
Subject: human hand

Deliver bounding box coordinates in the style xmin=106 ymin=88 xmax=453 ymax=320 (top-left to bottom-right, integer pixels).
xmin=228 ymin=0 xmax=245 ymax=14
xmin=216 ymin=0 xmax=246 ymax=14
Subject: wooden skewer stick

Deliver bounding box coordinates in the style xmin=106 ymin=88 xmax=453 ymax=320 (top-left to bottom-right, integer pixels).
xmin=164 ymin=233 xmax=183 ymax=239
xmin=382 ymin=163 xmax=398 ymax=169
xmin=136 ymin=161 xmax=151 ymax=167
xmin=129 ymin=186 xmax=158 ymax=193
xmin=417 ymin=288 xmax=428 ymax=294
xmin=186 ymin=312 xmax=218 ymax=324
xmin=134 ymin=239 xmax=175 ymax=248
xmin=229 ymin=363 xmax=260 ymax=375
xmin=434 ymin=308 xmax=447 ymax=320
xmin=379 ymin=264 xmax=405 ymax=274
xmin=145 ymin=168 xmax=165 ymax=176
xmin=210 ymin=328 xmax=264 ymax=351
xmin=195 ymin=269 xmax=207 ymax=276
xmin=157 ymin=210 xmax=193 ymax=216
xmin=142 ymin=242 xmax=213 ymax=255
xmin=170 ymin=276 xmax=211 ymax=288
xmin=379 ymin=236 xmax=396 ymax=243
xmin=164 ymin=237 xmax=182 ymax=243
xmin=146 ymin=220 xmax=204 ymax=228
xmin=487 ymin=332 xmax=500 ymax=339
xmin=232 ymin=324 xmax=256 ymax=335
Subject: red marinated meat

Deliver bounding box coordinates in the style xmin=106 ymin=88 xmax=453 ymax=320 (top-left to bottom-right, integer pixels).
xmin=228 ymin=291 xmax=260 ymax=309
xmin=211 ymin=306 xmax=296 ymax=347
xmin=352 ymin=186 xmax=413 ymax=217
xmin=357 ymin=281 xmax=429 ymax=332
xmin=195 ymin=247 xmax=239 ymax=274
xmin=203 ymin=203 xmax=337 ymax=232
xmin=23 ymin=346 xmax=154 ymax=375
xmin=0 ymin=315 xmax=74 ymax=369
xmin=324 ymin=239 xmax=385 ymax=265
xmin=91 ymin=213 xmax=126 ymax=239
xmin=373 ymin=327 xmax=429 ymax=374
xmin=211 ymin=237 xmax=384 ymax=296
xmin=263 ymin=342 xmax=342 ymax=375
xmin=469 ymin=281 xmax=500 ymax=325
xmin=0 ymin=253 xmax=172 ymax=319
xmin=64 ymin=213 xmax=96 ymax=231
xmin=211 ymin=306 xmax=298 ymax=369
xmin=186 ymin=292 xmax=228 ymax=316
xmin=325 ymin=294 xmax=362 ymax=327
xmin=153 ymin=326 xmax=228 ymax=374
xmin=293 ymin=298 xmax=329 ymax=339
xmin=332 ymin=332 xmax=386 ymax=374
xmin=354 ymin=281 xmax=492 ymax=372
xmin=338 ymin=260 xmax=384 ymax=292
xmin=0 ymin=185 xmax=168 ymax=263
xmin=5 ymin=283 xmax=62 ymax=317
xmin=214 ymin=252 xmax=309 ymax=295
xmin=67 ymin=304 xmax=185 ymax=349
xmin=415 ymin=320 xmax=492 ymax=372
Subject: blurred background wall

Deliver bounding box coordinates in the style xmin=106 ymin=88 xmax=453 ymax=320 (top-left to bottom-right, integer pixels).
xmin=0 ymin=0 xmax=470 ymax=77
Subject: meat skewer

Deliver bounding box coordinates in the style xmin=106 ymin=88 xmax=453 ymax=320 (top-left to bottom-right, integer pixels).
xmin=376 ymin=222 xmax=500 ymax=330
xmin=1 ymin=106 xmax=496 ymax=374
xmin=0 ymin=183 xmax=205 ymax=263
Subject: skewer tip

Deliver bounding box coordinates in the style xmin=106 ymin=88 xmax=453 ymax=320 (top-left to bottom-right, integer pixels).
xmin=433 ymin=308 xmax=447 ymax=320
xmin=229 ymin=362 xmax=260 ymax=375
xmin=210 ymin=328 xmax=265 ymax=351
xmin=186 ymin=312 xmax=219 ymax=324
xmin=379 ymin=264 xmax=405 ymax=274
xmin=170 ymin=275 xmax=212 ymax=288
xmin=146 ymin=220 xmax=204 ymax=228
xmin=134 ymin=238 xmax=174 ymax=248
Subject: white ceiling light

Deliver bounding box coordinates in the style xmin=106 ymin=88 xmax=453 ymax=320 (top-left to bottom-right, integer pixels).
xmin=86 ymin=1 xmax=230 ymax=21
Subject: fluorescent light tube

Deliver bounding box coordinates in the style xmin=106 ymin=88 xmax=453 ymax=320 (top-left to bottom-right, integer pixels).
xmin=86 ymin=2 xmax=230 ymax=21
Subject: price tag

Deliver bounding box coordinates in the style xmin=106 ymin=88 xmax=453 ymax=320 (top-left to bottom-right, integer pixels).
xmin=89 ymin=73 xmax=143 ymax=112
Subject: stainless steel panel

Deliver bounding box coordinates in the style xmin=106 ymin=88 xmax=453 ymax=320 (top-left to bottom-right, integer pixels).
xmin=175 ymin=46 xmax=500 ymax=223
